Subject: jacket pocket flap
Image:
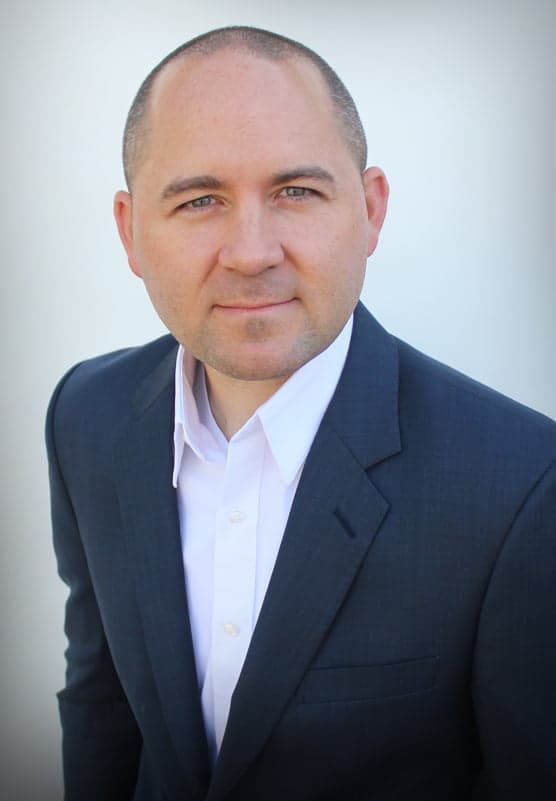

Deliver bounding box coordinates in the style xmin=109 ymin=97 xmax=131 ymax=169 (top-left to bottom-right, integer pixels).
xmin=296 ymin=655 xmax=438 ymax=704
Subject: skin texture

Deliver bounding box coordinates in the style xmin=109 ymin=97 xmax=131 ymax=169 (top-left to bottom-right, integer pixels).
xmin=114 ymin=49 xmax=388 ymax=436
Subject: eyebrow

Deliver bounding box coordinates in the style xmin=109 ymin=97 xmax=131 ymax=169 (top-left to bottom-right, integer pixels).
xmin=160 ymin=175 xmax=223 ymax=201
xmin=159 ymin=165 xmax=336 ymax=203
xmin=270 ymin=166 xmax=336 ymax=185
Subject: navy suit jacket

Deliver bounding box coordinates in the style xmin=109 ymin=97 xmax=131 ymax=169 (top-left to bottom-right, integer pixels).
xmin=47 ymin=304 xmax=556 ymax=800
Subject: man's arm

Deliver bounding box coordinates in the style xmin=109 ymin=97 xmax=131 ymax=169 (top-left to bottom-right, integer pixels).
xmin=46 ymin=372 xmax=142 ymax=801
xmin=472 ymin=461 xmax=556 ymax=799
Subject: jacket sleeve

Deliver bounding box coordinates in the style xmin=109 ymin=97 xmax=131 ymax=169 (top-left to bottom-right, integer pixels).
xmin=471 ymin=461 xmax=556 ymax=799
xmin=46 ymin=370 xmax=142 ymax=801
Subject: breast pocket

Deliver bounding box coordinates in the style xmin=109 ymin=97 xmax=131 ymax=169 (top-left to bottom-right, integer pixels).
xmin=295 ymin=655 xmax=438 ymax=705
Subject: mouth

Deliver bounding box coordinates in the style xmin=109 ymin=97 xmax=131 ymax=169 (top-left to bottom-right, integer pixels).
xmin=213 ymin=299 xmax=295 ymax=313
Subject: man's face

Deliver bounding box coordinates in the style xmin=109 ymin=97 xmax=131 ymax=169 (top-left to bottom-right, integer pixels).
xmin=115 ymin=50 xmax=388 ymax=386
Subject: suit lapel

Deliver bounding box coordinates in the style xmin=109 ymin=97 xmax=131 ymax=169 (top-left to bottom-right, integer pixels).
xmin=208 ymin=305 xmax=402 ymax=800
xmin=115 ymin=347 xmax=211 ymax=799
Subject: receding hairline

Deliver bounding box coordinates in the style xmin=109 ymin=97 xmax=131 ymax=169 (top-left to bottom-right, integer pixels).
xmin=122 ymin=26 xmax=368 ymax=189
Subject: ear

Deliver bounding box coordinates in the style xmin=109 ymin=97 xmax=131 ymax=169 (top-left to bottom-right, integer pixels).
xmin=362 ymin=167 xmax=389 ymax=257
xmin=114 ymin=190 xmax=142 ymax=277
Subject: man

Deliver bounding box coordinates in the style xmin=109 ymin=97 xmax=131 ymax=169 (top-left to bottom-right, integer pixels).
xmin=47 ymin=25 xmax=556 ymax=801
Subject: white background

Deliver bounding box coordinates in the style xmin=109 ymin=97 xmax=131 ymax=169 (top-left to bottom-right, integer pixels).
xmin=1 ymin=1 xmax=554 ymax=798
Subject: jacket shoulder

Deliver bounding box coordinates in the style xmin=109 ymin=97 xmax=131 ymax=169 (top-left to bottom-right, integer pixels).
xmin=395 ymin=337 xmax=556 ymax=465
xmin=46 ymin=334 xmax=177 ymax=446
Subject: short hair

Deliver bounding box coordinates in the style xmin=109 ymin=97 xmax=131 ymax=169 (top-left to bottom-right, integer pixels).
xmin=122 ymin=26 xmax=368 ymax=188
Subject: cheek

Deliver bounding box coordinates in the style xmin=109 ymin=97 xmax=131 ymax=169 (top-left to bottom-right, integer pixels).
xmin=138 ymin=226 xmax=217 ymax=289
xmin=309 ymin=226 xmax=367 ymax=299
xmin=134 ymin=231 xmax=186 ymax=288
xmin=133 ymin=250 xmax=195 ymax=325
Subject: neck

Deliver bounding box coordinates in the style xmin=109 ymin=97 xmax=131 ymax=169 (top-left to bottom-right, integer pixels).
xmin=203 ymin=366 xmax=287 ymax=440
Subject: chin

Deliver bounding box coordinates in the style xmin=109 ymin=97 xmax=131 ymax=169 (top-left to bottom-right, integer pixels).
xmin=197 ymin=329 xmax=329 ymax=384
xmin=218 ymin=362 xmax=298 ymax=383
xmin=208 ymin=349 xmax=308 ymax=383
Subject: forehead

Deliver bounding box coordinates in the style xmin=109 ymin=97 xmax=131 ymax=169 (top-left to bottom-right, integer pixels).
xmin=152 ymin=48 xmax=333 ymax=122
xmin=138 ymin=49 xmax=350 ymax=181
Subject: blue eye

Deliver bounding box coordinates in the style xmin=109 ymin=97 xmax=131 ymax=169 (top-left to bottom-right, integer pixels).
xmin=187 ymin=196 xmax=213 ymax=208
xmin=283 ymin=186 xmax=311 ymax=198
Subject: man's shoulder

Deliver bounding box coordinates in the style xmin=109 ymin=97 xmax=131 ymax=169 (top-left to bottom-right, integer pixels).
xmin=351 ymin=303 xmax=555 ymax=442
xmin=47 ymin=334 xmax=178 ymax=438
xmin=394 ymin=336 xmax=556 ymax=463
xmin=58 ymin=333 xmax=175 ymax=392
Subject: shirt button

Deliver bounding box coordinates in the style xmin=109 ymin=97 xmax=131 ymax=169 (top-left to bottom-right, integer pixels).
xmin=223 ymin=623 xmax=239 ymax=637
xmin=228 ymin=509 xmax=246 ymax=524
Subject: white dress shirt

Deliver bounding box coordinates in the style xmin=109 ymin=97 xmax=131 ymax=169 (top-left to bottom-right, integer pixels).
xmin=172 ymin=316 xmax=353 ymax=761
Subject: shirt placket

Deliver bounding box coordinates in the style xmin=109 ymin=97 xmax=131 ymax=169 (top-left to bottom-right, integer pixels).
xmin=209 ymin=426 xmax=264 ymax=751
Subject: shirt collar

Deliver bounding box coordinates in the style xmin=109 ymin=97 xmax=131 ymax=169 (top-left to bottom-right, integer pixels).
xmin=173 ymin=315 xmax=353 ymax=487
xmin=172 ymin=347 xmax=224 ymax=486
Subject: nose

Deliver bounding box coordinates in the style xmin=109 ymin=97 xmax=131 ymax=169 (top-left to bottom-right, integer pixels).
xmin=217 ymin=201 xmax=284 ymax=274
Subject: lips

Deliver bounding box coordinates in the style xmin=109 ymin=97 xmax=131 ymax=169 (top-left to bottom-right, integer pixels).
xmin=214 ymin=299 xmax=294 ymax=311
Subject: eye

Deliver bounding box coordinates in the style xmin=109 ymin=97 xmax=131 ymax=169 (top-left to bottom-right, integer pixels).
xmin=280 ymin=186 xmax=315 ymax=199
xmin=181 ymin=195 xmax=215 ymax=210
